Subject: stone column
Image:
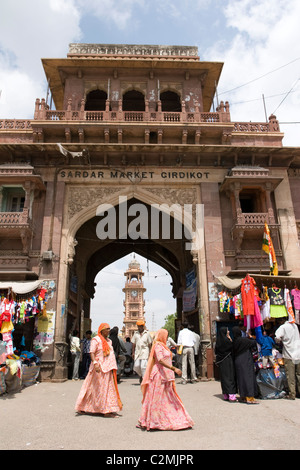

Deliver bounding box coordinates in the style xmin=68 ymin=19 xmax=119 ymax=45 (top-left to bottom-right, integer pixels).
xmin=198 ymin=182 xmax=227 ymax=378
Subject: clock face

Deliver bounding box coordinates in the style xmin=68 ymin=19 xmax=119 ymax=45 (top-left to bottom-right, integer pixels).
xmin=131 ymin=290 xmax=138 ymax=298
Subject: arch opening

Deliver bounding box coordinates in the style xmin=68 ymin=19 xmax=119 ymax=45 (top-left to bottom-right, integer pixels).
xmin=85 ymin=89 xmax=107 ymax=111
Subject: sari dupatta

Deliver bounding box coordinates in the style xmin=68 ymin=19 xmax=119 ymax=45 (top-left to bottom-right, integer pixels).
xmin=141 ymin=329 xmax=183 ymax=404
xmin=97 ymin=323 xmax=111 ymax=356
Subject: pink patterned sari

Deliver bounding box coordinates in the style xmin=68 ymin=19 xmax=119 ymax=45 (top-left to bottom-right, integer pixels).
xmin=75 ymin=336 xmax=122 ymax=414
xmin=138 ymin=329 xmax=194 ymax=431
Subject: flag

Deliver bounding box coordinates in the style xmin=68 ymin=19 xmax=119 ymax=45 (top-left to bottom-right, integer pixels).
xmin=262 ymin=222 xmax=278 ymax=275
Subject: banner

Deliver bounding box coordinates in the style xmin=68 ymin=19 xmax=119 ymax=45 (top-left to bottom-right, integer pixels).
xmin=262 ymin=222 xmax=278 ymax=275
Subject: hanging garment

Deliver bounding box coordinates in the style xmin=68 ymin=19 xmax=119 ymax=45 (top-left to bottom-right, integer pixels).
xmin=268 ymin=287 xmax=287 ymax=318
xmin=233 ymin=294 xmax=243 ymax=319
xmin=285 ymin=289 xmax=296 ymax=323
xmin=241 ymin=275 xmax=257 ymax=315
xmin=291 ymin=288 xmax=300 ymax=310
xmin=218 ymin=291 xmax=228 ymax=313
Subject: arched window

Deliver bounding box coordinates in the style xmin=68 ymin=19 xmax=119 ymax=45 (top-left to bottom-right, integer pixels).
xmin=160 ymin=91 xmax=181 ymax=112
xmin=123 ymin=90 xmax=145 ymax=111
xmin=85 ymin=90 xmax=107 ymax=111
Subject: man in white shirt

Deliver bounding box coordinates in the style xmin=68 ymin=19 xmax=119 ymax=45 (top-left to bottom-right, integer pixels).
xmin=275 ymin=320 xmax=300 ymax=400
xmin=131 ymin=320 xmax=153 ymax=383
xmin=189 ymin=324 xmax=201 ymax=377
xmin=69 ymin=329 xmax=81 ymax=380
xmin=177 ymin=321 xmax=197 ymax=384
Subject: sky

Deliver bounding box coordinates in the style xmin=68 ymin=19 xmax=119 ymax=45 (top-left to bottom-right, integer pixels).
xmin=1 ymin=0 xmax=300 ymax=332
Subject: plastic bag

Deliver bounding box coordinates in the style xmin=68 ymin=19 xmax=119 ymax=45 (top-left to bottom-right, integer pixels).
xmin=256 ymin=367 xmax=288 ymax=399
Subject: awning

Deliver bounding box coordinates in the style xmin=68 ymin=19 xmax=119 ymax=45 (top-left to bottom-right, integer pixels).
xmin=215 ymin=276 xmax=243 ymax=290
xmin=0 ymin=280 xmax=42 ymax=294
xmin=216 ymin=273 xmax=300 ymax=290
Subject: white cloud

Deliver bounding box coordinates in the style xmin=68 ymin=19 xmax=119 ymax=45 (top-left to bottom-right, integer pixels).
xmin=204 ymin=0 xmax=300 ymax=146
xmin=76 ymin=0 xmax=145 ymax=31
xmin=0 ymin=0 xmax=82 ymax=118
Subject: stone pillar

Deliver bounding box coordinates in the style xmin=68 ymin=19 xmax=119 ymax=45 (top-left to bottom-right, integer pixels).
xmin=198 ymin=182 xmax=228 ymax=378
xmin=40 ymin=176 xmax=68 ymax=381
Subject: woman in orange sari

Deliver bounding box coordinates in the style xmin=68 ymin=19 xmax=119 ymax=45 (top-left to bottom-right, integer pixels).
xmin=137 ymin=328 xmax=194 ymax=431
xmin=75 ymin=323 xmax=122 ymax=416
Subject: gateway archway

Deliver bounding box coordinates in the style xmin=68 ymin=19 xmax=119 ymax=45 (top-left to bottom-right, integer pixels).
xmin=55 ymin=191 xmax=209 ymax=381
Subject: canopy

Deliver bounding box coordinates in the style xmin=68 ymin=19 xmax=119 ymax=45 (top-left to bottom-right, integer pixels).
xmin=216 ymin=273 xmax=300 ymax=290
xmin=0 ymin=280 xmax=42 ymax=294
xmin=215 ymin=276 xmax=242 ymax=290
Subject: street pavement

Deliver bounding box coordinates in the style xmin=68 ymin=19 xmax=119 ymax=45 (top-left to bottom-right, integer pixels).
xmin=1 ymin=375 xmax=300 ymax=452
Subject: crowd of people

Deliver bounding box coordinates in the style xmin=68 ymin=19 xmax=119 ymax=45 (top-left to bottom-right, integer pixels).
xmin=71 ymin=315 xmax=300 ymax=431
xmin=215 ymin=319 xmax=300 ymax=404
xmin=72 ymin=320 xmax=199 ymax=430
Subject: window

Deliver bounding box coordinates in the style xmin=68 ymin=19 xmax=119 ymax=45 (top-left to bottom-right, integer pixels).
xmin=239 ymin=189 xmax=264 ymax=213
xmin=160 ymin=91 xmax=181 ymax=112
xmin=1 ymin=187 xmax=25 ymax=212
xmin=85 ymin=89 xmax=107 ymax=111
xmin=123 ymin=90 xmax=145 ymax=111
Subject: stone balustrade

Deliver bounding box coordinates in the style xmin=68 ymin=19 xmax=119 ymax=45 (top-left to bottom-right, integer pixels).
xmin=0 ymin=208 xmax=30 ymax=225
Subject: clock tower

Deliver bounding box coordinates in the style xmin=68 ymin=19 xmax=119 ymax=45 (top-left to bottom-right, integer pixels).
xmin=122 ymin=257 xmax=146 ymax=338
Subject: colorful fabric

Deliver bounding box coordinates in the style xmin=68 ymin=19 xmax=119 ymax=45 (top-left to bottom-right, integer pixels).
xmin=291 ymin=288 xmax=300 ymax=309
xmin=241 ymin=275 xmax=257 ymax=315
xmin=138 ymin=336 xmax=194 ymax=431
xmin=75 ymin=336 xmax=122 ymax=414
xmin=97 ymin=323 xmax=110 ymax=356
xmin=262 ymin=222 xmax=278 ymax=275
xmin=285 ymin=289 xmax=296 ymax=323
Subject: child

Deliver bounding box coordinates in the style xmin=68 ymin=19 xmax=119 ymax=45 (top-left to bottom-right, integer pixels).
xmin=256 ymin=329 xmax=275 ymax=369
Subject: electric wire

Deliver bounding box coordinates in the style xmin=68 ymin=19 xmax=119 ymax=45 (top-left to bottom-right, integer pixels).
xmin=218 ymin=56 xmax=300 ymax=96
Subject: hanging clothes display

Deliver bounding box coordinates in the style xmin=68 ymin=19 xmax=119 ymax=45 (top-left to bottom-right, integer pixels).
xmin=241 ymin=274 xmax=257 ymax=315
xmin=268 ymin=287 xmax=288 ymax=318
xmin=290 ymin=287 xmax=300 ymax=324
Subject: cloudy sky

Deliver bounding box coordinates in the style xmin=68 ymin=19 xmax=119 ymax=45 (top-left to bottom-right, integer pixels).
xmin=1 ymin=0 xmax=299 ymax=332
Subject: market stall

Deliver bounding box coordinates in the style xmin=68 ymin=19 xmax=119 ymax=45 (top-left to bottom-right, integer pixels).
xmin=215 ymin=273 xmax=300 ymax=399
xmin=0 ymin=280 xmax=55 ymax=395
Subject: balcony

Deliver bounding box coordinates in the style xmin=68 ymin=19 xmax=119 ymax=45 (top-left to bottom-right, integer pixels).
xmin=232 ymin=212 xmax=278 ymax=230
xmin=0 ymin=208 xmax=33 ymax=253
xmin=225 ymin=249 xmax=284 ymax=273
xmin=0 ymin=99 xmax=282 ymax=146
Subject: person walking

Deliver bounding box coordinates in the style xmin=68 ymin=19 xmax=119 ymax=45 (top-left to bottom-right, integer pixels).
xmin=275 ymin=319 xmax=300 ymax=400
xmin=75 ymin=323 xmax=122 ymax=416
xmin=189 ymin=324 xmax=200 ymax=377
xmin=80 ymin=330 xmax=92 ymax=379
xmin=131 ymin=320 xmax=153 ymax=383
xmin=69 ymin=329 xmax=81 ymax=381
xmin=215 ymin=327 xmax=237 ymax=402
xmin=109 ymin=326 xmax=126 ymax=383
xmin=137 ymin=329 xmax=194 ymax=431
xmin=177 ymin=321 xmax=197 ymax=384
xmin=232 ymin=326 xmax=258 ymax=404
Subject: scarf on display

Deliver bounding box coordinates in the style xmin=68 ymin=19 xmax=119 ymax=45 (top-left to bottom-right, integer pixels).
xmin=285 ymin=289 xmax=296 ymax=323
xmin=141 ymin=329 xmax=182 ymax=404
xmin=97 ymin=323 xmax=111 ymax=356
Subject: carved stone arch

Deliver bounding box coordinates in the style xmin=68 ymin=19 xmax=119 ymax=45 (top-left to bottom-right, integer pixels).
xmin=84 ymin=87 xmax=108 ymax=111
xmin=122 ymin=89 xmax=145 ymax=111
xmin=62 ymin=184 xmax=198 ymax=261
xmin=160 ymin=89 xmax=182 ymax=112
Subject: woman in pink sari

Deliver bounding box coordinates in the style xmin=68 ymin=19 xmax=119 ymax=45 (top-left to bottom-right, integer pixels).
xmin=75 ymin=323 xmax=122 ymax=416
xmin=137 ymin=328 xmax=194 ymax=431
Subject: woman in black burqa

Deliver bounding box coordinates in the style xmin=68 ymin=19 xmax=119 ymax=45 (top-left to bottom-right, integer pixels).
xmin=232 ymin=326 xmax=259 ymax=404
xmin=215 ymin=327 xmax=237 ymax=402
